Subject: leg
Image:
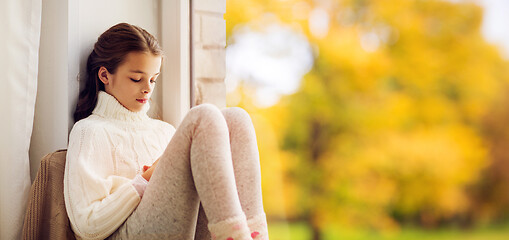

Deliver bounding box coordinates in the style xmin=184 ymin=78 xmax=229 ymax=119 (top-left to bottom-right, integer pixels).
xmin=221 ymin=108 xmax=264 ymax=219
xmin=107 ymin=104 xmax=250 ymax=240
xmin=222 ymin=108 xmax=268 ymax=239
xmin=195 ymin=107 xmax=268 ymax=240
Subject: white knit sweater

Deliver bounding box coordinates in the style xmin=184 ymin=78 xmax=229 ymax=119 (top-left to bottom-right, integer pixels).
xmin=64 ymin=91 xmax=175 ymax=240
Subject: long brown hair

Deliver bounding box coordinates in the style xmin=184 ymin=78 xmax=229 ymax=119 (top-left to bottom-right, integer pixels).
xmin=73 ymin=23 xmax=163 ymax=122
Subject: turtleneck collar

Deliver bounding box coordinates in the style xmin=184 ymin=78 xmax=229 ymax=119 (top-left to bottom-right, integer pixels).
xmin=92 ymin=91 xmax=150 ymax=122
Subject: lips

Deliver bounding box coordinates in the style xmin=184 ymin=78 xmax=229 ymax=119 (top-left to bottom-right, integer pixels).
xmin=136 ymin=99 xmax=148 ymax=104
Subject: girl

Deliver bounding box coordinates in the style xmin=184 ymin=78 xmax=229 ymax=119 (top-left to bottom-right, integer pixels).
xmin=64 ymin=23 xmax=268 ymax=240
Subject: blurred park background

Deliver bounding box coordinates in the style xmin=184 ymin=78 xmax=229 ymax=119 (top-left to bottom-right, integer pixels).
xmin=223 ymin=0 xmax=509 ymax=239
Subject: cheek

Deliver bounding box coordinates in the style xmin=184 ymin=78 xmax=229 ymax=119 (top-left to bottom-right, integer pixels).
xmin=118 ymin=80 xmax=136 ymax=92
xmin=109 ymin=76 xmax=123 ymax=89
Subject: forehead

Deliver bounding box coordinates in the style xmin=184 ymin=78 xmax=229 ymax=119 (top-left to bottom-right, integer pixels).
xmin=120 ymin=52 xmax=161 ymax=74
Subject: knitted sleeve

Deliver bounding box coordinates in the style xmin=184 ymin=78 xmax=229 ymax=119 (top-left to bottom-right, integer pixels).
xmin=130 ymin=174 xmax=149 ymax=198
xmin=63 ymin=121 xmax=141 ymax=240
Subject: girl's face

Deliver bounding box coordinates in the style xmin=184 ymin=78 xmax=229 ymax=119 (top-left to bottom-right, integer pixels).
xmin=99 ymin=51 xmax=162 ymax=112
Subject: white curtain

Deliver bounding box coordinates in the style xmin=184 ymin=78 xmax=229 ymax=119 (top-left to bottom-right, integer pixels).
xmin=0 ymin=0 xmax=42 ymax=239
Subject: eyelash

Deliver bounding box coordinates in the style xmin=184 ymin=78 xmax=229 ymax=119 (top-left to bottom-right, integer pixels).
xmin=130 ymin=78 xmax=157 ymax=84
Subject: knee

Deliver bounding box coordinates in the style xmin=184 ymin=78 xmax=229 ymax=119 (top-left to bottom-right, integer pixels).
xmin=222 ymin=107 xmax=253 ymax=125
xmin=221 ymin=107 xmax=255 ymax=132
xmin=190 ymin=103 xmax=222 ymax=117
xmin=188 ymin=103 xmax=226 ymax=128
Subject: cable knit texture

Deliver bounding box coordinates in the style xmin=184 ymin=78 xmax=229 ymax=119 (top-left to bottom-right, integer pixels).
xmin=63 ymin=91 xmax=175 ymax=240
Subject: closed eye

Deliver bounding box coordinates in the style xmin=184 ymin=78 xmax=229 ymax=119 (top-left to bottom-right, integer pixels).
xmin=130 ymin=78 xmax=141 ymax=82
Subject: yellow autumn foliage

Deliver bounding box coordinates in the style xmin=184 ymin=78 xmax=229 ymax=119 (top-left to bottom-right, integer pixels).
xmin=225 ymin=0 xmax=509 ymax=232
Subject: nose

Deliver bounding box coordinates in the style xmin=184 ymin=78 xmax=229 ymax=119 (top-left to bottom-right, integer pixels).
xmin=142 ymin=80 xmax=152 ymax=94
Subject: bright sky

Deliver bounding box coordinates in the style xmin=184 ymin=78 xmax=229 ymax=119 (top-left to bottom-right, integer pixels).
xmin=477 ymin=0 xmax=509 ymax=58
xmin=226 ymin=21 xmax=314 ymax=107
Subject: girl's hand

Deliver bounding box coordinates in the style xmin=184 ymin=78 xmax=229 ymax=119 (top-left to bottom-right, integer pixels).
xmin=141 ymin=158 xmax=160 ymax=181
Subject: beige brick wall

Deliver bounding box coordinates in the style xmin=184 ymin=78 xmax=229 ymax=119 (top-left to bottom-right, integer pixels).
xmin=193 ymin=0 xmax=227 ymax=108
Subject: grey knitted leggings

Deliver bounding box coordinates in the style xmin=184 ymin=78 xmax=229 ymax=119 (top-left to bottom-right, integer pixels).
xmin=106 ymin=104 xmax=264 ymax=239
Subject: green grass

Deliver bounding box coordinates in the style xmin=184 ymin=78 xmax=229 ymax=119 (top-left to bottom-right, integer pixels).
xmin=268 ymin=222 xmax=509 ymax=240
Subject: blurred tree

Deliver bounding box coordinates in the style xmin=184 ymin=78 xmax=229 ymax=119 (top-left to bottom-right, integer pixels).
xmin=225 ymin=0 xmax=509 ymax=239
xmin=472 ymin=89 xmax=509 ymax=223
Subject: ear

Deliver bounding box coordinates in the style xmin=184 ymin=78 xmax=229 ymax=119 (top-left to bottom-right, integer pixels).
xmin=98 ymin=66 xmax=110 ymax=85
